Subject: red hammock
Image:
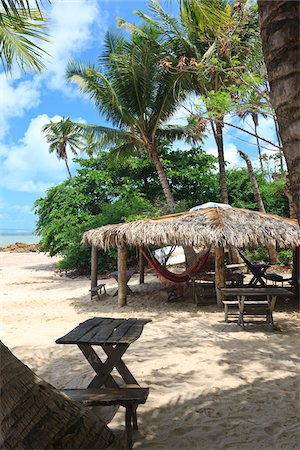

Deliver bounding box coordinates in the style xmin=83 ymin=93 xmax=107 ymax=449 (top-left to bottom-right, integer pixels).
xmin=140 ymin=246 xmax=211 ymax=292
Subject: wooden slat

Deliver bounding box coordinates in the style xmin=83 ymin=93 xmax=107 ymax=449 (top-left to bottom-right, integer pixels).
xmin=117 ymin=323 xmax=147 ymax=344
xmin=61 ymin=387 xmax=149 ymax=405
xmin=221 ymin=287 xmax=292 ymax=297
xmin=105 ymin=319 xmax=137 ymax=344
xmin=80 ymin=319 xmax=125 ymax=343
xmin=55 ymin=318 xmax=104 ymax=344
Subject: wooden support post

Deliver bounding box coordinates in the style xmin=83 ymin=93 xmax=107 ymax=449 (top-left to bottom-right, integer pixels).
xmin=215 ymin=246 xmax=226 ymax=308
xmin=118 ymin=244 xmax=127 ymax=307
xmin=139 ymin=247 xmax=145 ymax=285
xmin=293 ymin=246 xmax=300 ymax=299
xmin=91 ymin=245 xmax=98 ymax=289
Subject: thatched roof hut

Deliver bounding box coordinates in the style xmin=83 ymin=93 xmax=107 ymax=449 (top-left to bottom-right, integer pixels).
xmin=83 ymin=206 xmax=300 ymax=307
xmin=82 ymin=206 xmax=300 ymax=250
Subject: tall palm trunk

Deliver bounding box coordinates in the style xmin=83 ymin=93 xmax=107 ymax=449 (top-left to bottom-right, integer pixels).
xmin=65 ymin=159 xmax=72 ymax=178
xmin=239 ymin=150 xmax=277 ymax=264
xmin=0 ymin=341 xmax=119 ymax=450
xmin=150 ymin=146 xmax=176 ymax=211
xmin=212 ymin=120 xmax=229 ymax=204
xmin=252 ymin=114 xmax=264 ymax=172
xmin=211 ymin=120 xmax=240 ymax=263
xmin=258 ymin=0 xmax=300 ymax=223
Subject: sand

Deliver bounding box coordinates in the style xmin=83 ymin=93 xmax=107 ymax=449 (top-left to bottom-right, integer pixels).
xmin=1 ymin=251 xmax=299 ymax=449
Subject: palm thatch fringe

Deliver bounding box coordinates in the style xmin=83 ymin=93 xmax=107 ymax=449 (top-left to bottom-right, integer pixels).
xmin=82 ymin=207 xmax=300 ymax=250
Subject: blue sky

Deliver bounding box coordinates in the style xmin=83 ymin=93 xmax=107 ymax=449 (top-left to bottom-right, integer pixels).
xmin=0 ymin=0 xmax=279 ymax=232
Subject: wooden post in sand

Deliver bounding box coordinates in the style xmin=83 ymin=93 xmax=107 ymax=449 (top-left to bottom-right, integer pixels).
xmin=215 ymin=245 xmax=226 ymax=307
xmin=118 ymin=244 xmax=127 ymax=307
xmin=91 ymin=245 xmax=98 ymax=289
xmin=139 ymin=247 xmax=145 ymax=284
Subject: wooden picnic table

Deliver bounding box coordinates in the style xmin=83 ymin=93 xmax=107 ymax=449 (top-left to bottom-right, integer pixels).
xmin=221 ymin=286 xmax=293 ymax=329
xmin=56 ymin=317 xmax=151 ymax=448
xmin=56 ymin=317 xmax=151 ymax=388
xmin=189 ymin=271 xmax=244 ymax=305
xmin=109 ymin=268 xmax=136 ymax=296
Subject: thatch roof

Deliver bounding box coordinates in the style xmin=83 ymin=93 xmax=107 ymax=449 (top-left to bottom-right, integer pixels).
xmin=82 ymin=206 xmax=300 ymax=250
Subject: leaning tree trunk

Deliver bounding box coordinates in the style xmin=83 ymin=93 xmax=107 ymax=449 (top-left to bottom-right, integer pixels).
xmin=150 ymin=147 xmax=176 ymax=211
xmin=65 ymin=159 xmax=72 ymax=178
xmin=0 ymin=341 xmax=120 ymax=450
xmin=258 ymin=0 xmax=300 ymax=224
xmin=239 ymin=150 xmax=277 ymax=264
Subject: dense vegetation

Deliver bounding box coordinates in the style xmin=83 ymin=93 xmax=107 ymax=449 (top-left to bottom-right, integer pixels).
xmin=34 ymin=146 xmax=290 ymax=272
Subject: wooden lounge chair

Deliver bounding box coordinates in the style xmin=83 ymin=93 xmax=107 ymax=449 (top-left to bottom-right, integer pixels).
xmin=237 ymin=250 xmax=293 ymax=286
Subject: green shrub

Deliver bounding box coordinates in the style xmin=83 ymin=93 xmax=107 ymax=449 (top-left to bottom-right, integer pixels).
xmin=277 ymin=249 xmax=293 ymax=266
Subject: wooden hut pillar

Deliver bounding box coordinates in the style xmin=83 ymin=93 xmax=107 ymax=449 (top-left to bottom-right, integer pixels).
xmin=139 ymin=246 xmax=145 ymax=284
xmin=215 ymin=245 xmax=226 ymax=308
xmin=293 ymin=246 xmax=300 ymax=299
xmin=117 ymin=244 xmax=127 ymax=307
xmin=91 ymin=245 xmax=98 ymax=289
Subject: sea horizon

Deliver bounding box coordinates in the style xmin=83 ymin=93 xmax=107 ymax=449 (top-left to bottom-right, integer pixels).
xmin=0 ymin=229 xmax=40 ymax=247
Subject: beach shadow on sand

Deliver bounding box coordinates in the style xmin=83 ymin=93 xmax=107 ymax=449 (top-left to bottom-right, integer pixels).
xmin=36 ymin=327 xmax=299 ymax=450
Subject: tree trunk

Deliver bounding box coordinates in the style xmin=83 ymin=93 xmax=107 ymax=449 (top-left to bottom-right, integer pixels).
xmin=283 ymin=173 xmax=297 ymax=219
xmin=0 ymin=341 xmax=119 ymax=450
xmin=65 ymin=159 xmax=72 ymax=178
xmin=151 ymin=148 xmax=176 ymax=211
xmin=253 ymin=116 xmax=264 ymax=172
xmin=239 ymin=150 xmax=277 ymax=263
xmin=258 ymin=0 xmax=300 ymax=223
xmin=212 ymin=120 xmax=229 ymax=204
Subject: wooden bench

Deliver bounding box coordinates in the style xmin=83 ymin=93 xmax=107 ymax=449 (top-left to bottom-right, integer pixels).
xmin=61 ymin=387 xmax=149 ymax=449
xmin=223 ymin=300 xmax=239 ymax=322
xmin=89 ymin=284 xmax=106 ymax=300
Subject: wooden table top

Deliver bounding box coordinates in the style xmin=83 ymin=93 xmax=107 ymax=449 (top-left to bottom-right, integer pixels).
xmin=56 ymin=317 xmax=151 ymax=346
xmin=109 ymin=269 xmax=136 ymax=279
xmin=221 ymin=287 xmax=293 ymax=297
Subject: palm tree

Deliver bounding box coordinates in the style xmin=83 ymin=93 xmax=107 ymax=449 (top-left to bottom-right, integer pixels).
xmin=119 ymin=0 xmax=257 ymax=205
xmin=66 ymin=30 xmax=190 ymax=210
xmin=0 ymin=0 xmax=48 ymax=73
xmin=43 ymin=118 xmax=85 ymax=178
xmin=258 ymin=0 xmax=300 ymax=224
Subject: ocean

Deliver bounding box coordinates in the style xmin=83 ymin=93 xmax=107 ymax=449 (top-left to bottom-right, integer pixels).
xmin=0 ymin=229 xmax=40 ymax=247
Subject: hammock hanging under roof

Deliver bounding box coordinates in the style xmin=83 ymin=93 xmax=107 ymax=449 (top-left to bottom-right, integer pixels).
xmin=140 ymin=246 xmax=211 ymax=291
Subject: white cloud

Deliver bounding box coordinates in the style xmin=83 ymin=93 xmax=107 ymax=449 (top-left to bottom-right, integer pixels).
xmin=42 ymin=0 xmax=108 ymax=95
xmin=0 ymin=74 xmax=41 ymax=138
xmin=0 ymin=114 xmax=74 ymax=193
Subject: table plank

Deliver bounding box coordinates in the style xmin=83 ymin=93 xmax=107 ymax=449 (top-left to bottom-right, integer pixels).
xmin=222 ymin=287 xmax=292 ymax=297
xmin=80 ymin=319 xmax=126 ymax=343
xmin=117 ymin=322 xmax=148 ymax=344
xmin=55 ymin=317 xmax=105 ymax=344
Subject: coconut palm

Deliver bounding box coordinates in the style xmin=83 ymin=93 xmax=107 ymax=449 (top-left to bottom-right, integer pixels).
xmin=0 ymin=0 xmax=48 ymax=73
xmin=119 ymin=0 xmax=256 ymax=205
xmin=258 ymin=0 xmax=300 ymax=224
xmin=43 ymin=118 xmax=85 ymax=178
xmin=66 ymin=30 xmax=191 ymax=210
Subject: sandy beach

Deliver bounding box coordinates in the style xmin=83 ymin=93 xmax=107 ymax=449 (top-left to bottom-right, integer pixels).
xmin=1 ymin=251 xmax=299 ymax=449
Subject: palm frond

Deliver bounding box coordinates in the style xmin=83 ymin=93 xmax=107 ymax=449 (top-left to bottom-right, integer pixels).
xmin=0 ymin=8 xmax=48 ymax=72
